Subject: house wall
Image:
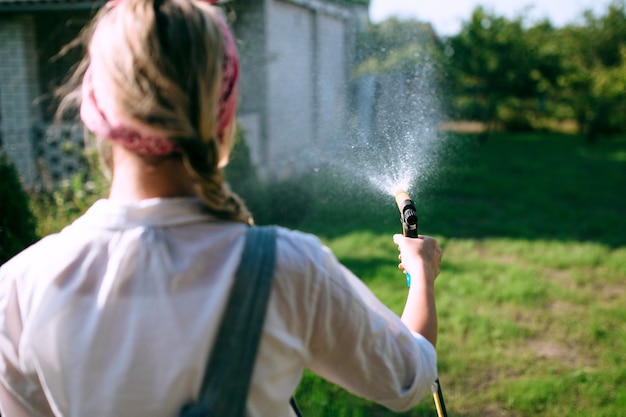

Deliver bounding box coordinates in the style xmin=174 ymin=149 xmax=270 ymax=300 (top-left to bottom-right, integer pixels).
xmin=0 ymin=0 xmax=365 ymax=187
xmin=266 ymin=1 xmax=316 ymax=179
xmin=0 ymin=15 xmax=41 ymax=186
xmin=259 ymin=0 xmax=357 ymax=179
xmin=315 ymin=12 xmax=348 ymax=149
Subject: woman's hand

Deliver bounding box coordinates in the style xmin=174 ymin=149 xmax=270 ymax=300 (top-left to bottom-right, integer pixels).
xmin=393 ymin=234 xmax=442 ymax=288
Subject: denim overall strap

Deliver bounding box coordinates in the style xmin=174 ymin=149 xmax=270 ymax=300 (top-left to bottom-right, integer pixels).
xmin=180 ymin=226 xmax=277 ymax=417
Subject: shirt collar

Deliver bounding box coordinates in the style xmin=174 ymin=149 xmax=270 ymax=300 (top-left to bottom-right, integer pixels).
xmin=73 ymin=198 xmax=217 ymax=229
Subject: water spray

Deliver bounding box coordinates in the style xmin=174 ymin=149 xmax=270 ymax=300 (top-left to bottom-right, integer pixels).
xmin=394 ymin=189 xmax=448 ymax=417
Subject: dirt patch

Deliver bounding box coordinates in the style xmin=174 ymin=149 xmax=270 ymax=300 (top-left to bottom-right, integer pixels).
xmin=599 ymin=282 xmax=625 ymax=301
xmin=481 ymin=404 xmax=517 ymax=417
xmin=437 ymin=119 xmax=579 ymax=134
xmin=525 ymin=337 xmax=596 ymax=369
xmin=438 ymin=120 xmax=487 ymax=133
xmin=453 ymin=403 xmax=520 ymax=417
xmin=508 ymin=301 xmax=598 ymax=369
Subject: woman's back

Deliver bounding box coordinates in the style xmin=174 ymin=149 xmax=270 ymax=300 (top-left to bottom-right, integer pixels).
xmin=1 ymin=198 xmax=437 ymax=416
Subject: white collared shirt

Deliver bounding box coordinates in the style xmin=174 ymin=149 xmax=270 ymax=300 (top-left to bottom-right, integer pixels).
xmin=0 ymin=198 xmax=437 ymax=417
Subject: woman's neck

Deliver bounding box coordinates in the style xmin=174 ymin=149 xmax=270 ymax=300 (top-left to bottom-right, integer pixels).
xmin=108 ymin=145 xmax=195 ymax=201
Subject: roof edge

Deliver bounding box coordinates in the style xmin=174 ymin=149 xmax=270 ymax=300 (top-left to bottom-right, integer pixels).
xmin=0 ymin=1 xmax=103 ymax=13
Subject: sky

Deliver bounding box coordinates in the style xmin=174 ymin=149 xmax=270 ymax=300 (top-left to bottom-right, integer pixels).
xmin=369 ymin=0 xmax=617 ymax=36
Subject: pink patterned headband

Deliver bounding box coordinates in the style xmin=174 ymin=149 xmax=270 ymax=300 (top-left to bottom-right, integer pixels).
xmin=80 ymin=0 xmax=239 ymax=156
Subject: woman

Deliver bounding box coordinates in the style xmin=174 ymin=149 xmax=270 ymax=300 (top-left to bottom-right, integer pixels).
xmin=0 ymin=0 xmax=443 ymax=415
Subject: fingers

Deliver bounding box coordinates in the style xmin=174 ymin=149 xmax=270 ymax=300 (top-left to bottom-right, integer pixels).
xmin=393 ymin=234 xmax=440 ymax=253
xmin=393 ymin=234 xmax=443 ymax=284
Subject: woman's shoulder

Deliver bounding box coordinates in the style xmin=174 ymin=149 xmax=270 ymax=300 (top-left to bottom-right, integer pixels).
xmin=269 ymin=225 xmax=350 ymax=294
xmin=1 ymin=232 xmax=62 ymax=273
xmin=274 ymin=226 xmax=322 ymax=250
xmin=0 ymin=232 xmax=72 ymax=313
xmin=0 ymin=218 xmax=103 ymax=288
xmin=273 ymin=226 xmax=333 ymax=268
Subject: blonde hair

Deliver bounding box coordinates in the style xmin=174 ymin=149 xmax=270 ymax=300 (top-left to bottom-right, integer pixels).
xmin=57 ymin=0 xmax=252 ymax=224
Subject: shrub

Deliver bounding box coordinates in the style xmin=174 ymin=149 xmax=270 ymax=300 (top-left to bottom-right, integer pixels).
xmin=29 ymin=145 xmax=108 ymax=236
xmin=0 ymin=152 xmax=38 ymax=264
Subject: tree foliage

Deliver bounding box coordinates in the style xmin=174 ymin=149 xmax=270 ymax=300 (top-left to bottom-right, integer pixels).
xmin=556 ymin=1 xmax=626 ymax=139
xmin=355 ymin=18 xmax=441 ymax=75
xmin=364 ymin=1 xmax=626 ymax=138
xmin=448 ymin=7 xmax=566 ymax=132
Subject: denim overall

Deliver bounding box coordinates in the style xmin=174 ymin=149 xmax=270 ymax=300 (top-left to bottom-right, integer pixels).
xmin=180 ymin=227 xmax=301 ymax=417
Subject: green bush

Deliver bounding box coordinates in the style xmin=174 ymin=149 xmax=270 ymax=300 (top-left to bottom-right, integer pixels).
xmin=29 ymin=145 xmax=108 ymax=237
xmin=0 ymin=152 xmax=38 ymax=264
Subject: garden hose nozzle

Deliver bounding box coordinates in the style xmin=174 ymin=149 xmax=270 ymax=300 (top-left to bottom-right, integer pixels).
xmin=395 ymin=189 xmax=418 ymax=239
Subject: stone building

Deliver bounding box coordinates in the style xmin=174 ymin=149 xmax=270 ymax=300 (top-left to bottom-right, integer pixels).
xmin=0 ymin=0 xmax=367 ymax=187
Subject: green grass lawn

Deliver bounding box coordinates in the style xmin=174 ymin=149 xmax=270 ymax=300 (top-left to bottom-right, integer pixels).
xmin=258 ymin=133 xmax=625 ymax=417
xmin=30 ymin=132 xmax=626 ymax=416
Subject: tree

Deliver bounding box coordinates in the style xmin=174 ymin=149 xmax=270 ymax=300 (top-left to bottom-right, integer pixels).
xmin=556 ymin=1 xmax=626 ymax=140
xmin=448 ymin=7 xmax=558 ymax=135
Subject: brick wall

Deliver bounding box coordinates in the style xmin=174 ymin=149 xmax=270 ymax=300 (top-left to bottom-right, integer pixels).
xmin=34 ymin=123 xmax=88 ymax=190
xmin=0 ymin=15 xmax=41 ymax=187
